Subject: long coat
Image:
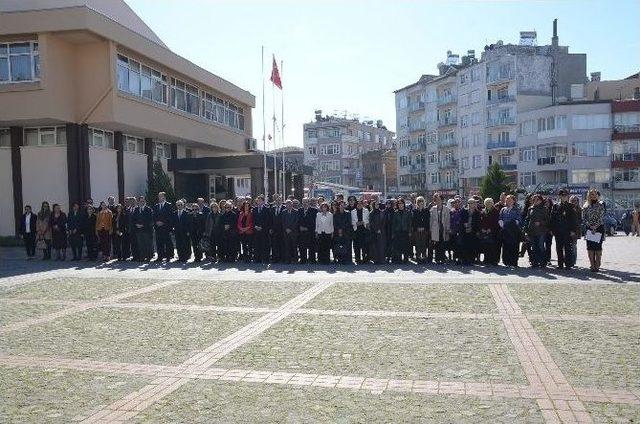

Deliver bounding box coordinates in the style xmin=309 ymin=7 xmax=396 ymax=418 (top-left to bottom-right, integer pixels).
xmin=429 ymin=205 xmax=451 ymax=242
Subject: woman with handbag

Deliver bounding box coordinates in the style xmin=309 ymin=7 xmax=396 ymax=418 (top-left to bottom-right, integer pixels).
xmin=49 ymin=203 xmax=68 ymax=261
xmin=36 ymin=201 xmax=52 ymax=260
xmin=582 ymin=188 xmax=606 ymax=272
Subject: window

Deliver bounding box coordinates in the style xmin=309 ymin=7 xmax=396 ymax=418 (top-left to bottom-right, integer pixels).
xmin=320 ymin=144 xmax=340 ymax=155
xmin=202 ymin=92 xmax=225 ymax=124
xmin=472 ymin=155 xmax=483 ymax=168
xmin=572 ymin=169 xmax=611 ymax=184
xmin=430 ymin=172 xmax=439 ymax=184
xmin=497 ymin=131 xmax=510 ymax=142
xmin=307 ymin=146 xmax=317 ymax=155
xmin=519 ymin=172 xmax=536 ymax=187
xmin=537 ymin=118 xmax=546 ymax=132
xmin=399 ymin=156 xmax=410 ymax=167
xmin=537 ymin=145 xmax=568 ymax=164
xmin=306 ymin=129 xmax=318 ymax=138
xmin=24 ymin=127 xmax=66 ymax=146
xmin=459 ymin=72 xmax=468 ymax=85
xmin=319 ymin=160 xmax=340 ymax=171
xmin=472 ymin=112 xmax=480 ymax=126
xmin=572 ymin=114 xmax=610 ymax=129
xmin=519 ymin=147 xmax=536 ymax=162
xmin=460 ymin=115 xmax=469 ymax=127
xmin=573 ymin=142 xmax=610 ymax=157
xmin=364 ymin=131 xmax=371 ymax=141
xmin=461 ymin=157 xmax=469 ymax=169
xmin=153 ymin=141 xmax=171 ymax=160
xmin=117 ymin=54 xmax=167 ymax=104
xmin=0 ymin=41 xmax=40 ymax=83
xmin=225 ymin=101 xmax=244 ymax=130
xmin=88 ymin=128 xmax=114 ymax=149
xmin=519 ymin=119 xmax=535 ymax=136
xmin=473 ymin=133 xmax=481 ymax=147
xmin=124 ymin=135 xmax=144 ymax=154
xmin=470 ymin=68 xmax=480 ymax=82
xmin=460 ymin=136 xmax=469 ymax=148
xmin=428 ymin=152 xmax=438 ymax=164
xmin=171 ymin=77 xmax=199 ymax=115
xmin=471 ymin=90 xmax=480 ymax=104
xmin=0 ymin=128 xmax=10 ymax=147
xmin=614 ymin=169 xmax=639 ymax=183
xmin=185 ymin=148 xmax=194 ymax=159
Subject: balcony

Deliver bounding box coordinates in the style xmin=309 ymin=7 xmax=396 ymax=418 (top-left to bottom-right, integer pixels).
xmin=437 ymin=96 xmax=457 ymax=107
xmin=612 ymin=153 xmax=640 ymax=168
xmin=438 ymin=138 xmax=458 ymax=148
xmin=440 ymin=182 xmax=459 ymax=190
xmin=537 ymin=156 xmax=568 ymax=166
xmin=409 ymin=141 xmax=426 ymax=151
xmin=487 ymin=116 xmax=516 ymax=127
xmin=439 ymin=159 xmax=458 ymax=169
xmin=409 ymin=101 xmax=425 ymax=112
xmin=612 ymin=124 xmax=640 ymax=140
xmin=486 ymin=140 xmax=516 ymax=150
xmin=342 ymin=168 xmax=356 ymax=175
xmin=437 ymin=117 xmax=457 ymax=128
xmin=409 ymin=121 xmax=427 ymax=132
xmin=486 ymin=95 xmax=515 ymax=106
xmin=613 ymin=180 xmax=640 ymax=190
xmin=410 ymin=163 xmax=426 ymax=173
xmin=498 ymin=163 xmax=517 ymax=171
xmin=487 ymin=72 xmax=514 ymax=85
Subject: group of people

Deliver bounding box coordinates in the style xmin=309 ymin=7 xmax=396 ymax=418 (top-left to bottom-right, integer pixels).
xmin=19 ymin=188 xmax=611 ymax=272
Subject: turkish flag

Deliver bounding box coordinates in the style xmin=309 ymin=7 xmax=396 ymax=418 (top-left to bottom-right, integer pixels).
xmin=270 ymin=55 xmax=282 ymax=89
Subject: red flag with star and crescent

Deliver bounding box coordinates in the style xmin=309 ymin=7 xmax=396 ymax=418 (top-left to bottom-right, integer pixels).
xmin=270 ymin=55 xmax=282 ymax=89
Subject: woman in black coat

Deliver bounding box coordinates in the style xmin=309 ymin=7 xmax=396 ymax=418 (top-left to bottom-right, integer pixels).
xmin=332 ymin=201 xmax=352 ymax=264
xmin=190 ymin=203 xmax=207 ymax=262
xmin=221 ymin=201 xmax=238 ymax=262
xmin=457 ymin=199 xmax=481 ymax=265
xmin=368 ymin=198 xmax=387 ymax=264
xmin=84 ymin=205 xmax=98 ymax=261
xmin=50 ymin=204 xmax=68 ymax=261
xmin=112 ymin=204 xmax=127 ymax=261
xmin=67 ymin=202 xmax=84 ymax=260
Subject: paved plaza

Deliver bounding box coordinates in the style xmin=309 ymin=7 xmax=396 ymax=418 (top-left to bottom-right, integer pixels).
xmin=0 ymin=236 xmax=639 ymax=423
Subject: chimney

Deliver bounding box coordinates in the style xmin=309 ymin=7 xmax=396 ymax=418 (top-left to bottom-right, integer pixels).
xmin=552 ymin=18 xmax=559 ymax=47
xmin=590 ymin=72 xmax=601 ymax=82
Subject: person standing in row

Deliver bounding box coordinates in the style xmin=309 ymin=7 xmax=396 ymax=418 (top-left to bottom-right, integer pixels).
xmin=429 ymin=193 xmax=450 ymax=264
xmin=270 ymin=195 xmax=285 ymax=263
xmin=96 ymin=201 xmax=113 ymax=261
xmin=154 ymin=192 xmax=174 ymax=261
xmin=392 ymin=199 xmax=412 ymax=264
xmin=19 ymin=205 xmax=37 ymax=259
xmin=253 ymin=195 xmax=271 ymax=263
xmin=133 ymin=196 xmax=153 ymax=262
xmin=458 ymin=199 xmax=481 ymax=265
xmin=112 ymin=204 xmax=127 ymax=261
xmin=281 ymin=200 xmax=299 ymax=264
xmin=333 ymin=201 xmax=352 ymax=264
xmin=36 ymin=201 xmax=52 ymax=260
xmin=551 ymin=189 xmax=578 ymax=270
xmin=67 ymin=202 xmax=84 ymax=260
xmin=499 ymin=195 xmax=521 ymax=267
xmin=84 ymin=205 xmax=98 ymax=261
xmin=315 ymin=202 xmax=333 ymax=264
xmin=50 ymin=204 xmax=68 ymax=261
xmin=173 ymin=200 xmax=192 ymax=262
xmin=351 ymin=199 xmax=370 ymax=264
xmin=298 ymin=198 xmax=317 ymax=264
xmin=412 ymin=196 xmax=429 ymax=264
xmin=221 ymin=201 xmax=238 ymax=262
xmin=125 ymin=197 xmax=138 ymax=261
xmin=479 ymin=198 xmax=500 ymax=266
xmin=368 ymin=198 xmax=387 ymax=264
xmin=237 ymin=200 xmax=254 ymax=262
xmin=190 ymin=202 xmax=206 ymax=263
xmin=583 ymin=188 xmax=605 ymax=272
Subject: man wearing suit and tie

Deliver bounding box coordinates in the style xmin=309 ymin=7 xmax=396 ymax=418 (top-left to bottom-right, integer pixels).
xmin=270 ymin=194 xmax=285 ymax=263
xmin=19 ymin=205 xmax=38 ymax=259
xmin=133 ymin=196 xmax=154 ymax=262
xmin=281 ymin=199 xmax=299 ymax=264
xmin=298 ymin=197 xmax=318 ymax=264
xmin=153 ymin=191 xmax=174 ymax=261
xmin=252 ymin=194 xmax=272 ymax=263
xmin=172 ymin=200 xmax=192 ymax=262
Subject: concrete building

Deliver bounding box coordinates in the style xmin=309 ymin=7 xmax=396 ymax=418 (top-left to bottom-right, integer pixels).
xmin=303 ymin=111 xmax=394 ymax=188
xmin=362 ymin=148 xmax=398 ymax=194
xmin=394 ymin=20 xmax=587 ymax=197
xmin=610 ymin=99 xmax=640 ymax=208
xmin=0 ymin=0 xmax=305 ymax=236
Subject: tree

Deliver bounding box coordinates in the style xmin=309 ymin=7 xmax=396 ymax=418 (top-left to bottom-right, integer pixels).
xmin=479 ymin=163 xmax=511 ymax=202
xmin=146 ymin=160 xmax=176 ymax=205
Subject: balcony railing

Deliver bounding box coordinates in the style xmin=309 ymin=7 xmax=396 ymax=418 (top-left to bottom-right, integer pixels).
xmin=499 ymin=163 xmax=517 ymax=171
xmin=437 ymin=117 xmax=457 ymax=128
xmin=486 ymin=140 xmax=516 ymax=150
xmin=410 ymin=163 xmax=426 ymax=173
xmin=439 ymin=159 xmax=458 ymax=169
xmin=613 ymin=124 xmax=640 ymax=133
xmin=612 ymin=153 xmax=640 ymax=168
xmin=437 ymin=96 xmax=457 ymax=106
xmin=409 ymin=101 xmax=425 ymax=112
xmin=409 ymin=142 xmax=426 ymax=151
xmin=409 ymin=121 xmax=427 ymax=132
xmin=486 ymin=95 xmax=516 ymax=106
xmin=486 ymin=116 xmax=516 ymax=127
xmin=487 ymin=72 xmax=514 ymax=84
xmin=613 ymin=180 xmax=640 ymax=190
xmin=440 ymin=182 xmax=459 ymax=190
xmin=537 ymin=156 xmax=568 ymax=166
xmin=438 ymin=138 xmax=458 ymax=148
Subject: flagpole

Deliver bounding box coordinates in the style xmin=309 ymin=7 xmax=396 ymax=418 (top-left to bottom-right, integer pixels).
xmin=281 ymin=59 xmax=285 ymax=200
xmin=261 ymin=46 xmax=268 ymax=199
xmin=272 ymin=59 xmax=278 ymax=197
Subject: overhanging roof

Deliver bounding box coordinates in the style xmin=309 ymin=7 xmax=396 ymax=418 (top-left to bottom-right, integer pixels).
xmin=168 ymin=154 xmax=312 ymax=176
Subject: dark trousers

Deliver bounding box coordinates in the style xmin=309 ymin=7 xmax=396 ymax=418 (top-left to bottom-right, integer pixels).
xmin=136 ymin=231 xmax=153 ymax=261
xmin=544 ymin=232 xmax=553 ymax=264
xmin=353 ymin=228 xmax=369 ymax=263
xmin=432 ymin=240 xmax=447 ymax=263
xmin=239 ymin=234 xmax=253 ymax=261
xmin=85 ymin=235 xmax=98 ymax=260
xmin=175 ymin=231 xmax=191 ymax=261
xmin=98 ymin=230 xmax=111 ymax=259
xmin=113 ymin=233 xmax=125 ymax=260
xmin=317 ymin=233 xmax=332 ymax=264
xmin=458 ymin=233 xmax=478 ymax=265
xmin=191 ymin=233 xmax=203 ymax=261
xmin=298 ymin=231 xmax=315 ymax=263
xmin=253 ymin=229 xmax=270 ymax=262
xmin=24 ymin=233 xmax=36 ymax=257
xmin=270 ymin=231 xmax=283 ymax=262
xmin=222 ymin=232 xmax=237 ymax=262
xmin=122 ymin=232 xmax=131 ymax=259
xmin=392 ymin=232 xmax=410 ymax=263
xmin=283 ymin=231 xmax=298 ymax=263
xmin=155 ymin=227 xmax=174 ymax=260
xmin=502 ymin=240 xmax=519 ymax=266
xmin=482 ymin=239 xmax=500 ymax=265
xmin=413 ymin=230 xmax=428 ymax=262
xmin=69 ymin=232 xmax=83 ymax=259
xmin=530 ymin=234 xmax=546 ymax=267
xmin=555 ymin=234 xmax=573 ymax=267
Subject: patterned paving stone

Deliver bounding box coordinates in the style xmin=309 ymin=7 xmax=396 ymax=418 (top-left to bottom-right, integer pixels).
xmin=585 ymin=402 xmax=640 ymax=422
xmin=0 ymin=302 xmax=67 ymax=326
xmin=133 ymin=379 xmax=545 ymax=423
xmin=0 ymin=308 xmax=261 ymax=366
xmin=216 ymin=315 xmax=527 ymax=384
xmin=532 ymin=320 xmax=640 ymax=390
xmin=0 ymin=277 xmax=162 ymax=302
xmin=509 ymin=283 xmax=640 ymax=316
xmin=305 ymin=282 xmax=498 ymax=313
xmin=124 ymin=280 xmax=316 ymax=308
xmin=0 ymin=367 xmax=151 ymax=423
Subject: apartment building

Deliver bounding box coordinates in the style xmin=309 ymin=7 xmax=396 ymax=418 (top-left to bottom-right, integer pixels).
xmin=394 ymin=21 xmax=587 ymax=197
xmin=0 ymin=0 xmax=284 ymax=236
xmin=303 ymin=111 xmax=394 ymax=187
xmin=362 ymin=148 xmax=398 ymax=194
xmin=611 ymin=99 xmax=640 ymax=208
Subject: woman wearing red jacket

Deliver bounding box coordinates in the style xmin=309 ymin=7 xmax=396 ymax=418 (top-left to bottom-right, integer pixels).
xmin=237 ymin=200 xmax=254 ymax=262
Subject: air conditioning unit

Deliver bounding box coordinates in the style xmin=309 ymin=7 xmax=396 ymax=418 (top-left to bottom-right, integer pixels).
xmin=246 ymin=138 xmax=257 ymax=151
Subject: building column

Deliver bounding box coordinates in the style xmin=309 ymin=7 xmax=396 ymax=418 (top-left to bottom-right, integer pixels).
xmin=144 ymin=138 xmax=153 ymax=184
xmin=170 ymin=143 xmax=178 ymax=160
xmin=10 ymin=126 xmax=23 ymax=236
xmin=249 ymin=167 xmax=263 ymax=199
xmin=66 ymin=123 xmax=80 ymax=206
xmin=114 ymin=131 xmax=125 ymax=203
xmin=79 ymin=124 xmax=90 ymax=202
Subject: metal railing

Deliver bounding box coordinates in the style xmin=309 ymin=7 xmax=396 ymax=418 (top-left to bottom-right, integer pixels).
xmin=437 ymin=96 xmax=457 ymax=106
xmin=486 ymin=140 xmax=516 ymax=150
xmin=486 ymin=116 xmax=516 ymax=127
xmin=408 ymin=101 xmax=425 ymax=112
xmin=437 ymin=117 xmax=457 ymax=128
xmin=439 ymin=159 xmax=459 ymax=169
xmin=487 ymin=72 xmax=514 ymax=84
xmin=537 ymin=156 xmax=568 ymax=166
xmin=486 ymin=95 xmax=515 ymax=106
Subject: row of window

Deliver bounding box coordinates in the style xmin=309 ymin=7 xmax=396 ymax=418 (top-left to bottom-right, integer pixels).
xmin=0 ymin=41 xmax=40 ymax=83
xmin=117 ymin=54 xmax=245 ymax=131
xmin=319 ymin=160 xmax=341 ymax=172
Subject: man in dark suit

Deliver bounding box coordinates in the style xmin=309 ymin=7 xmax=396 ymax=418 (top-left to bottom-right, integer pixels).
xmin=297 ymin=197 xmax=317 ymax=264
xmin=172 ymin=200 xmax=192 ymax=262
xmin=123 ymin=197 xmax=136 ymax=260
xmin=252 ymin=194 xmax=272 ymax=263
xmin=281 ymin=199 xmax=299 ymax=264
xmin=19 ymin=205 xmax=38 ymax=259
xmin=270 ymin=194 xmax=285 ymax=262
xmin=196 ymin=198 xmax=210 ymax=216
xmin=153 ymin=191 xmax=174 ymax=261
xmin=133 ymin=195 xmax=154 ymax=262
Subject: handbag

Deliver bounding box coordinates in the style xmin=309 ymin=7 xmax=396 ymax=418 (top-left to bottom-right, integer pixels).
xmin=36 ymin=237 xmax=46 ymax=250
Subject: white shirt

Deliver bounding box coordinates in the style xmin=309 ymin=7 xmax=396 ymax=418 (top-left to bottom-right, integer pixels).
xmin=315 ymin=211 xmax=334 ymax=234
xmin=24 ymin=213 xmax=32 ymax=233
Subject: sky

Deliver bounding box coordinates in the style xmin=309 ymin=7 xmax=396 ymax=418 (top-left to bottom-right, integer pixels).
xmin=125 ymin=0 xmax=640 ymax=149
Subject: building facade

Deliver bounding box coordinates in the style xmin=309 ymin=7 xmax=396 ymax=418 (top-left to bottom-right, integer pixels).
xmin=303 ymin=112 xmax=394 ymax=188
xmin=611 ymin=99 xmax=640 ymax=208
xmin=0 ymin=0 xmax=264 ymax=236
xmin=362 ymin=148 xmax=398 ymax=194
